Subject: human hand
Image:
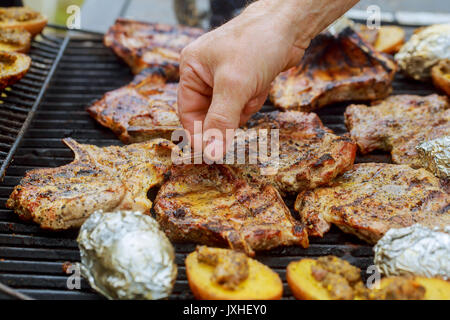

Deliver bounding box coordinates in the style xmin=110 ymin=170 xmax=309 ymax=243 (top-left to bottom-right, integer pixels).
xmin=178 ymin=0 xmax=358 ymax=160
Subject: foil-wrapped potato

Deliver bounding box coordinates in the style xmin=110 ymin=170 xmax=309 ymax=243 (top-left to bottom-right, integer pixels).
xmin=395 ymin=24 xmax=450 ymax=81
xmin=77 ymin=210 xmax=177 ymax=300
xmin=374 ymin=224 xmax=450 ymax=280
xmin=416 ymin=136 xmax=450 ymax=179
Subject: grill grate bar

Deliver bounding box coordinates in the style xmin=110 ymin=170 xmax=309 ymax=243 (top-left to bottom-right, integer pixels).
xmin=0 ymin=36 xmax=70 ymax=181
xmin=0 ymin=25 xmax=438 ymax=300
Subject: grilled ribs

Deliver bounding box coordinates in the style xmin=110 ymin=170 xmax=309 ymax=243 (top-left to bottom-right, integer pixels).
xmin=87 ymin=69 xmax=180 ymax=144
xmin=238 ymin=111 xmax=356 ymax=194
xmin=269 ymin=27 xmax=396 ymax=112
xmin=154 ymin=164 xmax=309 ymax=256
xmin=104 ymin=18 xmax=204 ymax=78
xmin=345 ymin=94 xmax=450 ymax=169
xmin=295 ymin=163 xmax=450 ymax=244
xmin=6 ymin=138 xmax=175 ymax=230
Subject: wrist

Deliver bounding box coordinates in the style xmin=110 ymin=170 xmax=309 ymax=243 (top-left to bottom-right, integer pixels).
xmin=242 ymin=0 xmax=313 ymax=49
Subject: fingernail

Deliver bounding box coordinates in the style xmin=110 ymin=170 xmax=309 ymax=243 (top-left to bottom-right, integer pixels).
xmin=204 ymin=138 xmax=224 ymax=162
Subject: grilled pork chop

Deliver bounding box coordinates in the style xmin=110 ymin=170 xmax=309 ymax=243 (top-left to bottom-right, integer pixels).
xmin=345 ymin=94 xmax=450 ymax=169
xmin=295 ymin=163 xmax=450 ymax=244
xmin=238 ymin=111 xmax=356 ymax=194
xmin=154 ymin=164 xmax=309 ymax=256
xmin=104 ymin=18 xmax=204 ymax=78
xmin=87 ymin=69 xmax=180 ymax=144
xmin=269 ymin=27 xmax=396 ymax=112
xmin=6 ymin=138 xmax=175 ymax=230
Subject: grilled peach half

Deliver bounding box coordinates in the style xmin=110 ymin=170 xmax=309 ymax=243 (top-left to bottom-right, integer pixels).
xmin=185 ymin=247 xmax=283 ymax=300
xmin=432 ymin=59 xmax=450 ymax=96
xmin=374 ymin=25 xmax=405 ymax=54
xmin=0 ymin=7 xmax=47 ymax=36
xmin=0 ymin=51 xmax=31 ymax=90
xmin=0 ymin=28 xmax=31 ymax=53
xmin=287 ymin=258 xmax=450 ymax=300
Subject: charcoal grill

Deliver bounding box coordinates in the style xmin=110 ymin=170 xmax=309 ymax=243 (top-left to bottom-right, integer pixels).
xmin=0 ymin=25 xmax=437 ymax=300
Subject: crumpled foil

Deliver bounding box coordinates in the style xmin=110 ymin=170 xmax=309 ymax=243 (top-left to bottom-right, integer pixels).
xmin=77 ymin=210 xmax=177 ymax=300
xmin=416 ymin=136 xmax=450 ymax=179
xmin=395 ymin=24 xmax=450 ymax=81
xmin=374 ymin=224 xmax=450 ymax=280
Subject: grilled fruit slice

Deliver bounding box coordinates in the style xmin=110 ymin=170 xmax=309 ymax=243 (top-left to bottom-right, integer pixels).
xmin=287 ymin=257 xmax=366 ymax=300
xmin=6 ymin=138 xmax=175 ymax=230
xmin=154 ymin=164 xmax=309 ymax=257
xmin=373 ymin=26 xmax=405 ymax=54
xmin=374 ymin=277 xmax=450 ymax=300
xmin=295 ymin=163 xmax=450 ymax=244
xmin=0 ymin=51 xmax=31 ymax=90
xmin=87 ymin=68 xmax=180 ymax=143
xmin=269 ymin=27 xmax=396 ymax=112
xmin=287 ymin=257 xmax=450 ymax=300
xmin=238 ymin=111 xmax=356 ymax=194
xmin=104 ymin=18 xmax=204 ymax=78
xmin=345 ymin=94 xmax=449 ymax=169
xmin=0 ymin=7 xmax=47 ymax=36
xmin=186 ymin=246 xmax=283 ymax=300
xmin=357 ymin=25 xmax=405 ymax=54
xmin=432 ymin=59 xmax=450 ymax=96
xmin=0 ymin=28 xmax=31 ymax=53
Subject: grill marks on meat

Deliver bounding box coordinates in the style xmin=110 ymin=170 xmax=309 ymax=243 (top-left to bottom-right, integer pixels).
xmin=295 ymin=163 xmax=450 ymax=244
xmin=269 ymin=27 xmax=396 ymax=112
xmin=6 ymin=138 xmax=175 ymax=230
xmin=345 ymin=94 xmax=450 ymax=169
xmin=87 ymin=69 xmax=180 ymax=144
xmin=237 ymin=111 xmax=356 ymax=194
xmin=154 ymin=164 xmax=309 ymax=256
xmin=104 ymin=18 xmax=204 ymax=78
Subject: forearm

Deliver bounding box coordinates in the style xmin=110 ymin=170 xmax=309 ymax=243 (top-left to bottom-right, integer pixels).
xmin=243 ymin=0 xmax=359 ymax=47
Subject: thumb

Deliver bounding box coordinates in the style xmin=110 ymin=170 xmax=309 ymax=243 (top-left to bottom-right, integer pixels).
xmin=203 ymin=73 xmax=250 ymax=161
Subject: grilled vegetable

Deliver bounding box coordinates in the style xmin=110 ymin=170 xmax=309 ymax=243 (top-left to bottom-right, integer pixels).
xmin=0 ymin=28 xmax=31 ymax=53
xmin=0 ymin=50 xmax=31 ymax=90
xmin=0 ymin=7 xmax=47 ymax=36
xmin=287 ymin=257 xmax=450 ymax=300
xmin=374 ymin=26 xmax=405 ymax=54
xmin=432 ymin=59 xmax=450 ymax=96
xmin=185 ymin=247 xmax=283 ymax=300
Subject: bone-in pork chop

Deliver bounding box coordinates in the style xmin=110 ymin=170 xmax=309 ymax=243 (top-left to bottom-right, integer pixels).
xmin=104 ymin=18 xmax=204 ymax=78
xmin=269 ymin=27 xmax=396 ymax=112
xmin=295 ymin=163 xmax=450 ymax=244
xmin=344 ymin=94 xmax=449 ymax=169
xmin=6 ymin=138 xmax=175 ymax=230
xmin=154 ymin=164 xmax=309 ymax=256
xmin=87 ymin=69 xmax=180 ymax=143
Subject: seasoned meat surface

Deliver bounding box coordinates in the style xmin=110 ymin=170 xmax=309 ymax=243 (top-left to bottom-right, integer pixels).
xmin=87 ymin=69 xmax=180 ymax=144
xmin=345 ymin=94 xmax=450 ymax=169
xmin=238 ymin=111 xmax=356 ymax=194
xmin=104 ymin=18 xmax=204 ymax=78
xmin=6 ymin=138 xmax=175 ymax=230
xmin=154 ymin=164 xmax=309 ymax=256
xmin=295 ymin=163 xmax=450 ymax=244
xmin=269 ymin=27 xmax=396 ymax=112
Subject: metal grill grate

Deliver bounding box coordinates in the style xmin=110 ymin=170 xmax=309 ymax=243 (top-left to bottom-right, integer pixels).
xmin=0 ymin=28 xmax=437 ymax=300
xmin=0 ymin=34 xmax=69 ymax=182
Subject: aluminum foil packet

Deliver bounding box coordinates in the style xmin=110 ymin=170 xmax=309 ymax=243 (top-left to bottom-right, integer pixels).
xmin=77 ymin=210 xmax=177 ymax=300
xmin=395 ymin=24 xmax=450 ymax=81
xmin=416 ymin=136 xmax=450 ymax=179
xmin=374 ymin=224 xmax=450 ymax=280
